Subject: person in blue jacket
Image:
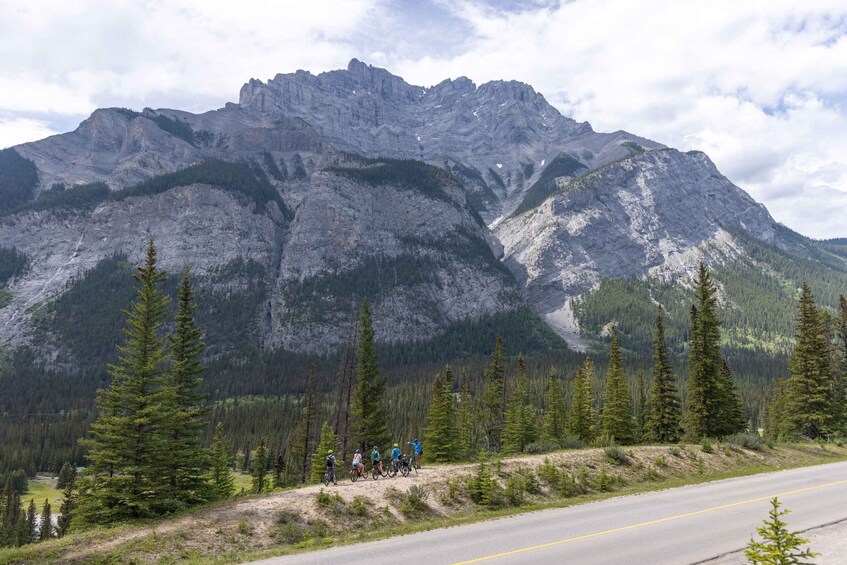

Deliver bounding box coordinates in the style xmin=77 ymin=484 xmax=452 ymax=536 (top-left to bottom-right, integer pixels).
xmin=407 ymin=438 xmax=423 ymax=468
xmin=391 ymin=443 xmax=401 ymax=473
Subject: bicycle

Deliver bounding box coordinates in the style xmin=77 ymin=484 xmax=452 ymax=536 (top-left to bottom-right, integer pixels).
xmin=387 ymin=459 xmax=401 ymax=478
xmin=398 ymin=454 xmax=414 ymax=477
xmin=371 ymin=461 xmax=388 ymax=480
xmin=350 ymin=464 xmax=366 ymax=482
xmin=324 ymin=467 xmax=338 ymax=486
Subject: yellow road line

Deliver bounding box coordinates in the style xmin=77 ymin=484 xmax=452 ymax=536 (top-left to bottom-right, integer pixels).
xmin=453 ymin=478 xmax=847 ymax=564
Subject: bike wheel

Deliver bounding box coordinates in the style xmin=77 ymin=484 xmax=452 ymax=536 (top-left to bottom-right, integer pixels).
xmin=400 ymin=464 xmax=410 ymax=477
xmin=324 ymin=474 xmax=330 ymax=487
xmin=351 ymin=470 xmax=357 ymax=482
xmin=372 ymin=467 xmax=379 ymax=480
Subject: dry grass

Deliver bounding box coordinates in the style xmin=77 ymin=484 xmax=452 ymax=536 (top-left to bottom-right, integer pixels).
xmin=2 ymin=443 xmax=844 ymax=564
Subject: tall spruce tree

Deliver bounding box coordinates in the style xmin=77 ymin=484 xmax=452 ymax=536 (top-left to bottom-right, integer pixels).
xmin=601 ymin=326 xmax=634 ymax=444
xmin=209 ymin=422 xmax=235 ymax=500
xmin=832 ymin=295 xmax=847 ymax=433
xmin=290 ymin=363 xmax=319 ymax=483
xmin=785 ymin=283 xmax=833 ymax=439
xmin=502 ymin=356 xmax=537 ymax=454
xmin=635 ymin=369 xmax=647 ymax=443
xmin=351 ymin=301 xmax=389 ymax=450
xmin=425 ymin=367 xmax=457 ymax=462
xmin=310 ymin=422 xmax=337 ymax=484
xmin=685 ymin=263 xmax=723 ymax=440
xmin=251 ymin=440 xmax=268 ymax=494
xmin=78 ymin=240 xmax=171 ymax=523
xmin=481 ymin=336 xmax=507 ymax=451
xmin=568 ymin=358 xmax=596 ymax=442
xmin=456 ymin=369 xmax=476 ymax=459
xmin=56 ymin=467 xmax=77 ymax=537
xmin=163 ymin=266 xmax=208 ymax=504
xmin=24 ymin=499 xmax=36 ymax=545
xmin=332 ymin=324 xmax=357 ymax=460
xmin=646 ymin=306 xmax=682 ymax=443
xmin=715 ymin=360 xmax=746 ymax=436
xmin=38 ymin=499 xmax=52 ymax=541
xmin=541 ymin=367 xmax=565 ymax=443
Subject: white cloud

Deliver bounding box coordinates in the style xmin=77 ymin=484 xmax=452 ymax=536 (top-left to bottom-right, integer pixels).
xmin=1 ymin=0 xmax=846 ymax=237
xmin=0 ymin=117 xmax=60 ymax=150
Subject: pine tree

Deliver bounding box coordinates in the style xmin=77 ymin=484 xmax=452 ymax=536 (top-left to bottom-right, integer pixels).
xmin=290 ymin=363 xmax=319 ymax=483
xmin=765 ymin=380 xmax=792 ymax=442
xmin=744 ymin=498 xmax=817 ymax=564
xmin=568 ymin=359 xmax=596 ymax=442
xmin=685 ymin=263 xmax=723 ymax=440
xmin=0 ymin=477 xmax=22 ymax=547
xmin=635 ymin=369 xmax=647 ymax=443
xmin=310 ymin=422 xmax=337 ymax=484
xmin=646 ymin=307 xmax=682 ymax=443
xmin=541 ymin=367 xmax=565 ymax=443
xmin=56 ymin=466 xmax=77 ymax=537
xmin=456 ymin=369 xmax=476 ymax=460
xmin=601 ymin=326 xmax=634 ymax=444
xmin=24 ymin=499 xmax=36 ymax=545
xmin=503 ymin=356 xmax=536 ymax=454
xmin=38 ymin=499 xmax=53 ymax=541
xmin=56 ymin=462 xmax=73 ymax=490
xmin=715 ymin=360 xmax=746 ymax=436
xmin=78 ymin=240 xmax=172 ymax=523
xmin=351 ymin=301 xmax=389 ymax=451
xmin=785 ymin=283 xmax=833 ymax=439
xmin=162 ymin=266 xmax=209 ymax=504
xmin=831 ymin=295 xmax=847 ymax=433
xmin=425 ymin=367 xmax=457 ymax=462
xmin=209 ymin=422 xmax=235 ymax=500
xmin=251 ymin=440 xmax=268 ymax=494
xmin=481 ymin=335 xmax=506 ymax=451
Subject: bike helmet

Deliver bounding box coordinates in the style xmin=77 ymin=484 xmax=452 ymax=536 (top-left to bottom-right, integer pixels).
xmin=373 ymin=445 xmax=378 ymax=450
xmin=393 ymin=443 xmax=398 ymax=447
xmin=355 ymin=448 xmax=361 ymax=453
xmin=327 ymin=450 xmax=333 ymax=454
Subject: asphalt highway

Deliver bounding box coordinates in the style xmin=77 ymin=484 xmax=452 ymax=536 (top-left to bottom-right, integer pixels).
xmin=251 ymin=461 xmax=847 ymax=565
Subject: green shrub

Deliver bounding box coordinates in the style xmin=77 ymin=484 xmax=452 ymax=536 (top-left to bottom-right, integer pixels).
xmin=237 ymin=518 xmax=252 ymax=536
xmin=350 ymin=496 xmax=369 ymax=517
xmin=525 ymin=439 xmax=560 ymax=454
xmin=558 ymin=435 xmax=586 ymax=450
xmin=701 ymin=438 xmax=714 ymax=453
xmin=400 ymin=485 xmax=431 ymax=517
xmin=555 ymin=472 xmax=581 ymax=498
xmin=537 ymin=458 xmax=559 ymax=487
xmin=275 ymin=524 xmax=305 ymax=544
xmin=724 ymin=432 xmax=766 ymax=452
xmin=306 ymin=519 xmax=330 ymax=540
xmin=653 ymin=455 xmax=667 ymax=468
xmin=315 ymin=489 xmax=343 ymax=510
xmin=596 ymin=466 xmax=616 ymax=492
xmin=604 ymin=444 xmax=629 ymax=465
xmin=505 ymin=475 xmax=527 ymax=506
xmin=669 ymin=446 xmax=682 ymax=457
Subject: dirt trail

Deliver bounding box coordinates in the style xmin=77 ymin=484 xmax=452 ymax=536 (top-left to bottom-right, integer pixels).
xmin=56 ymin=444 xmax=835 ymax=564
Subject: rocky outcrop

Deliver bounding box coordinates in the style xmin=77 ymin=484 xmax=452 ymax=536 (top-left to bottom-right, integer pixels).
xmin=495 ymin=149 xmax=781 ymax=348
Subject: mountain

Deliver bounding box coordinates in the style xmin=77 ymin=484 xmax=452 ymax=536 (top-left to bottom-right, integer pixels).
xmin=1 ymin=59 xmax=846 ymax=370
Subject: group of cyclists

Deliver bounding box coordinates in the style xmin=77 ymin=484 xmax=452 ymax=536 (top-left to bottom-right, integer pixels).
xmin=323 ymin=439 xmax=423 ymax=485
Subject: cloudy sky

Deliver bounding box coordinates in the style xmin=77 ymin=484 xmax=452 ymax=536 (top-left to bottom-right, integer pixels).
xmin=2 ymin=0 xmax=846 ymax=238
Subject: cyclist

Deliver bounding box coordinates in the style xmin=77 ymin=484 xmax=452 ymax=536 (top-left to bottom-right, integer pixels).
xmin=390 ymin=443 xmax=401 ymax=473
xmin=370 ymin=445 xmax=383 ymax=475
xmin=408 ymin=438 xmax=423 ymax=468
xmin=352 ymin=448 xmax=365 ymax=479
xmin=325 ymin=450 xmax=337 ymax=485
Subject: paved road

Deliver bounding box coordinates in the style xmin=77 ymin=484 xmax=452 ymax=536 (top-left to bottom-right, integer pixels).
xmin=252 ymin=461 xmax=847 ymax=565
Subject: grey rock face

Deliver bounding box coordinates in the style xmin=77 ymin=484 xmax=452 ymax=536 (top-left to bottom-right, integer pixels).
xmin=0 ymin=185 xmax=283 ymax=348
xmin=271 ymin=170 xmax=520 ymax=351
xmin=495 ymin=149 xmax=780 ymax=348
xmin=239 ymin=59 xmax=663 ymax=220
